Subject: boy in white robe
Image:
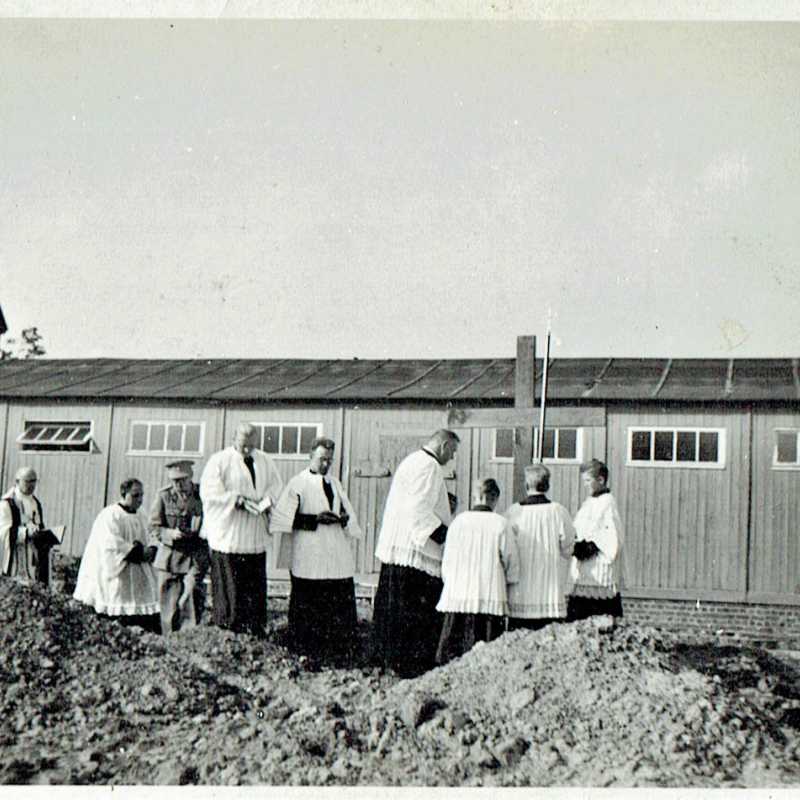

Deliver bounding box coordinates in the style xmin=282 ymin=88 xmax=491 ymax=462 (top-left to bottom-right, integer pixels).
xmin=505 ymin=464 xmax=576 ymax=630
xmin=568 ymin=459 xmax=625 ymax=622
xmin=271 ymin=437 xmax=363 ymax=664
xmin=73 ymin=478 xmax=160 ymax=633
xmin=200 ymin=422 xmax=283 ymax=637
xmin=435 ymin=478 xmax=520 ymax=665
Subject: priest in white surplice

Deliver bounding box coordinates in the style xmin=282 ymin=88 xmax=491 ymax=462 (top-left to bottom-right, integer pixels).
xmin=200 ymin=422 xmax=284 ymax=637
xmin=0 ymin=466 xmax=58 ymax=584
xmin=73 ymin=478 xmax=160 ymax=633
xmin=271 ymin=437 xmax=363 ymax=664
xmin=371 ymin=429 xmax=459 ymax=677
xmin=505 ymin=464 xmax=576 ymax=631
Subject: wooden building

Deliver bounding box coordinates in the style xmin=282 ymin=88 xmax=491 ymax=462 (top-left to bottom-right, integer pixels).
xmin=1 ymin=355 xmax=799 ymax=618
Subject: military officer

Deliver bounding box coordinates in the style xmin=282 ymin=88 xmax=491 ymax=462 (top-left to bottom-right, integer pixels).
xmin=148 ymin=459 xmax=208 ymax=633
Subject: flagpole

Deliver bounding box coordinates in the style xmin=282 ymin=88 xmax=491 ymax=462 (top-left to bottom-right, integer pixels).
xmin=537 ymin=316 xmax=552 ymax=463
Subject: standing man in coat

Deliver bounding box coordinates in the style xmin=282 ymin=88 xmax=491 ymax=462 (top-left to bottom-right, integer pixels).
xmin=271 ymin=437 xmax=363 ymax=665
xmin=0 ymin=466 xmax=58 ymax=584
xmin=200 ymin=422 xmax=283 ymax=637
xmin=371 ymin=429 xmax=459 ymax=677
xmin=149 ymin=459 xmax=208 ymax=633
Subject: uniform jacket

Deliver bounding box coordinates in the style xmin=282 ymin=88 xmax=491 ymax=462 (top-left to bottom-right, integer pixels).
xmin=148 ymin=481 xmax=206 ymax=574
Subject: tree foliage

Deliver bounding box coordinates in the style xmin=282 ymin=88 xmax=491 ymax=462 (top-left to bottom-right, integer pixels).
xmin=0 ymin=327 xmax=47 ymax=361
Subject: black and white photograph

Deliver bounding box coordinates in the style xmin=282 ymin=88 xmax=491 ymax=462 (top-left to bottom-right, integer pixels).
xmin=1 ymin=0 xmax=799 ymax=791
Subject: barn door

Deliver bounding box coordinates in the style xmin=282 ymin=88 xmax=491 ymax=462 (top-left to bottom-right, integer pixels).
xmin=344 ymin=409 xmax=471 ymax=578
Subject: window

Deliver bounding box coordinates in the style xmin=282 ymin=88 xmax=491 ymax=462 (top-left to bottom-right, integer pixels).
xmin=492 ymin=427 xmax=582 ymax=463
xmin=492 ymin=428 xmax=515 ymax=460
xmin=251 ymin=422 xmax=322 ymax=457
xmin=128 ymin=421 xmax=205 ymax=456
xmin=774 ymin=429 xmax=800 ymax=468
xmin=17 ymin=421 xmax=94 ymax=452
xmin=540 ymin=427 xmax=581 ymax=462
xmin=627 ymin=427 xmax=726 ymax=468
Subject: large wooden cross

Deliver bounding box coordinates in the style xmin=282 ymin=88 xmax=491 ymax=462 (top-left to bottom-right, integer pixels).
xmin=444 ymin=336 xmax=602 ymax=502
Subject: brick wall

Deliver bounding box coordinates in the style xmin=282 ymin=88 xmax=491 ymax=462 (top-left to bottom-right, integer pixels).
xmin=624 ymin=597 xmax=800 ymax=647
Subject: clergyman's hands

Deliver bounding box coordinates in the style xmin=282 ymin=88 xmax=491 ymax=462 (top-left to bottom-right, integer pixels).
xmin=316 ymin=510 xmax=341 ymax=526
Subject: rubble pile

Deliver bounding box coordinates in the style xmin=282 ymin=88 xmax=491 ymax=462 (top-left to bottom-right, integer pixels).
xmin=0 ymin=576 xmax=798 ymax=786
xmin=364 ymin=622 xmax=800 ymax=786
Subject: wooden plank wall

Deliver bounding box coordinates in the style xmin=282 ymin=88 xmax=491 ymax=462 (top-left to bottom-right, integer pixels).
xmin=106 ymin=404 xmax=226 ymax=515
xmin=1 ymin=394 xmax=798 ymax=605
xmin=223 ymin=406 xmax=344 ymax=487
xmin=607 ymin=404 xmax=750 ymax=598
xmin=471 ymin=425 xmax=606 ymax=515
xmin=749 ymin=409 xmax=800 ymax=600
xmin=3 ymin=402 xmax=113 ymax=558
xmin=224 ymin=406 xmax=345 ymax=579
xmin=0 ymin=401 xmax=7 ymax=490
xmin=344 ymin=408 xmax=466 ymax=575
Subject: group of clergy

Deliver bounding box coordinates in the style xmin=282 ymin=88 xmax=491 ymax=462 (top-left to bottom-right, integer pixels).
xmin=4 ymin=422 xmax=623 ymax=677
xmin=371 ymin=429 xmax=625 ymax=677
xmin=68 ymin=422 xmax=364 ymax=661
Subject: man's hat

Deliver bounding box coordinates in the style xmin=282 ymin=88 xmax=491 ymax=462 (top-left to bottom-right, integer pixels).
xmin=165 ymin=460 xmax=194 ymax=479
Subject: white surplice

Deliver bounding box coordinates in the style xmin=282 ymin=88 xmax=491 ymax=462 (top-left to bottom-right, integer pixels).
xmin=374 ymin=449 xmax=452 ymax=578
xmin=199 ymin=447 xmax=284 ymax=554
xmin=271 ymin=468 xmax=363 ymax=579
xmin=0 ymin=487 xmax=43 ymax=579
xmin=570 ymin=491 xmax=625 ymax=598
xmin=505 ymin=499 xmax=576 ymax=619
xmin=73 ymin=504 xmax=159 ymax=616
xmin=436 ymin=509 xmax=521 ymax=616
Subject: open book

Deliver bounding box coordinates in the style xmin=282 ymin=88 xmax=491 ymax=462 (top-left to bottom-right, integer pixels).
xmin=243 ymin=496 xmax=272 ymax=515
xmin=38 ymin=525 xmax=66 ymax=545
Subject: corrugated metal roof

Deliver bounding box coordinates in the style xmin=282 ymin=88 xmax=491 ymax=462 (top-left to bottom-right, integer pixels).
xmin=0 ymin=358 xmax=797 ymax=403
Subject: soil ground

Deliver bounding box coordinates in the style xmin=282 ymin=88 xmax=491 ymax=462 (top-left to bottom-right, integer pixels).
xmin=1 ymin=575 xmax=799 ymax=787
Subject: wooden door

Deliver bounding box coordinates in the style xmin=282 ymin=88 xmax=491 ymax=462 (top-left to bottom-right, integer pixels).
xmin=344 ymin=408 xmax=471 ymax=578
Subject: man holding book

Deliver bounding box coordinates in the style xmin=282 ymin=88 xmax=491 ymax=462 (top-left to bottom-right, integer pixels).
xmin=271 ymin=437 xmax=363 ymax=664
xmin=200 ymin=423 xmax=283 ymax=636
xmin=0 ymin=466 xmax=60 ymax=584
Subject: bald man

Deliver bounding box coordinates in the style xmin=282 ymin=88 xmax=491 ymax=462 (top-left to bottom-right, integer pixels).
xmin=200 ymin=423 xmax=284 ymax=636
xmin=0 ymin=467 xmax=58 ymax=583
xmin=372 ymin=429 xmax=459 ymax=677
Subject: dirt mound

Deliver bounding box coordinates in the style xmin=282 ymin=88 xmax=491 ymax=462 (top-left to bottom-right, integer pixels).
xmin=361 ymin=622 xmax=800 ymax=786
xmin=1 ymin=576 xmax=798 ymax=786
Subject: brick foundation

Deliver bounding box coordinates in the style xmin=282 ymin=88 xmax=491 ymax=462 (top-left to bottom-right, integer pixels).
xmin=623 ymin=596 xmax=800 ymax=647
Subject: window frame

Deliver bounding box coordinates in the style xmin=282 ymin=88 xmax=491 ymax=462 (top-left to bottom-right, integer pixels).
xmin=491 ymin=426 xmax=584 ymax=465
xmin=772 ymin=428 xmax=800 ymax=470
xmin=17 ymin=420 xmax=95 ymax=453
xmin=626 ymin=425 xmax=727 ymax=470
xmin=250 ymin=421 xmax=323 ymax=459
xmin=127 ymin=420 xmax=206 ymax=458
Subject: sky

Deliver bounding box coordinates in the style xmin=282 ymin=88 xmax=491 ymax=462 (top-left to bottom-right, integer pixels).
xmin=1 ymin=6 xmax=799 ymax=360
